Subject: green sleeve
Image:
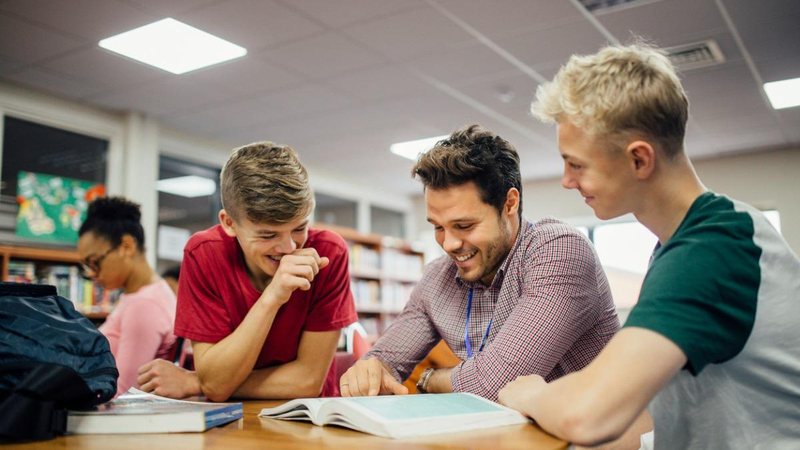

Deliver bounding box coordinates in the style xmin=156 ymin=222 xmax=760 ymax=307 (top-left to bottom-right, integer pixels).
xmin=625 ymin=234 xmax=760 ymax=375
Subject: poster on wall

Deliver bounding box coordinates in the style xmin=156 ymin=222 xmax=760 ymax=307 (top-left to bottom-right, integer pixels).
xmin=16 ymin=171 xmax=105 ymax=244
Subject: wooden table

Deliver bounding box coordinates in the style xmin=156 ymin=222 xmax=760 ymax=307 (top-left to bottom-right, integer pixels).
xmin=7 ymin=401 xmax=568 ymax=449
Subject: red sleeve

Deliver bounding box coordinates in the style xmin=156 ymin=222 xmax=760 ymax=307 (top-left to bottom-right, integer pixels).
xmin=174 ymin=247 xmax=232 ymax=343
xmin=303 ymin=232 xmax=358 ymax=332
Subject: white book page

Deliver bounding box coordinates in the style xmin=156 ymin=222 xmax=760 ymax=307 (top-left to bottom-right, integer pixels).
xmin=259 ymin=398 xmax=327 ymax=422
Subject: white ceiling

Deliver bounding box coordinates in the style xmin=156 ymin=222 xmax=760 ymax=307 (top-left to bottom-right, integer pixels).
xmin=1 ymin=0 xmax=798 ymax=197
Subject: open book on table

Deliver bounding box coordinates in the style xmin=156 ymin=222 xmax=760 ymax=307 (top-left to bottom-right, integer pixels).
xmin=66 ymin=388 xmax=243 ymax=434
xmin=259 ymin=393 xmax=529 ymax=439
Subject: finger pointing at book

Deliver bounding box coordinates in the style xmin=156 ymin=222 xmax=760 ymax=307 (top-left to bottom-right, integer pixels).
xmin=340 ymin=357 xmax=408 ymax=396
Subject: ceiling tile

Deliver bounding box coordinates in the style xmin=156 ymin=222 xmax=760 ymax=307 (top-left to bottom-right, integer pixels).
xmin=39 ymin=46 xmax=167 ymax=93
xmin=0 ymin=13 xmax=86 ymax=65
xmin=408 ymin=42 xmax=526 ymax=87
xmin=168 ymin=83 xmax=354 ymax=138
xmin=435 ymin=0 xmax=583 ymax=39
xmin=88 ymin=76 xmax=237 ymax=116
xmin=0 ymin=53 xmax=24 ymax=76
xmin=495 ymin=19 xmax=609 ymax=73
xmin=721 ymin=0 xmax=800 ymax=23
xmin=774 ymin=108 xmax=800 ymax=142
xmin=454 ymin=71 xmax=548 ymax=131
xmin=682 ymin=61 xmax=771 ymax=112
xmin=246 ymin=101 xmax=427 ymax=150
xmin=3 ymin=66 xmax=105 ymax=99
xmin=126 ymin=0 xmax=219 ymax=16
xmin=260 ymin=32 xmax=385 ymax=79
xmin=371 ymin=92 xmax=470 ymax=130
xmin=1 ymin=0 xmax=157 ymax=41
xmin=597 ymin=0 xmax=727 ymax=47
xmin=343 ymin=6 xmax=474 ymax=61
xmin=304 ymin=134 xmax=424 ymax=195
xmin=325 ymin=65 xmax=436 ymax=102
xmin=280 ymin=0 xmax=422 ymax=28
xmin=179 ymin=0 xmax=323 ymax=52
xmin=178 ymin=55 xmax=302 ymax=98
xmin=730 ymin=12 xmax=800 ymax=81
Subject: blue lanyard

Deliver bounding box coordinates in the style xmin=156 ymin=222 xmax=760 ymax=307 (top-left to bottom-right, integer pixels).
xmin=464 ymin=288 xmax=493 ymax=359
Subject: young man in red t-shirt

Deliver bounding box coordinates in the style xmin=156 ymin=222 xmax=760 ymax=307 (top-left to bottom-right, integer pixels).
xmin=137 ymin=142 xmax=357 ymax=400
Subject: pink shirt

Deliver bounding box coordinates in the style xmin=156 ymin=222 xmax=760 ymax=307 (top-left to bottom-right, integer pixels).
xmin=100 ymin=279 xmax=177 ymax=396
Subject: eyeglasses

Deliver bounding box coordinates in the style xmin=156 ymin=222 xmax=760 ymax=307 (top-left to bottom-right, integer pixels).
xmin=80 ymin=246 xmax=117 ymax=277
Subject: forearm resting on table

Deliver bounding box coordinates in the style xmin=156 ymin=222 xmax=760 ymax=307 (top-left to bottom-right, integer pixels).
xmin=192 ymin=301 xmax=281 ymax=401
xmin=232 ymin=329 xmax=339 ymax=400
xmin=521 ymin=329 xmax=684 ymax=445
xmin=573 ymin=411 xmax=653 ymax=450
xmin=233 ymin=358 xmax=329 ymax=399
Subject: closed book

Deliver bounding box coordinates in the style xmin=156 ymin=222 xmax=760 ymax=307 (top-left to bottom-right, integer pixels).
xmin=67 ymin=388 xmax=243 ymax=434
xmin=259 ymin=393 xmax=529 ymax=439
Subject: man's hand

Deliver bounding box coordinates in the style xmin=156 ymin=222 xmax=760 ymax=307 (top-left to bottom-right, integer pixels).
xmin=498 ymin=374 xmax=547 ymax=416
xmin=340 ymin=357 xmax=408 ymax=397
xmin=261 ymin=248 xmax=330 ymax=307
xmin=137 ymin=359 xmax=202 ymax=399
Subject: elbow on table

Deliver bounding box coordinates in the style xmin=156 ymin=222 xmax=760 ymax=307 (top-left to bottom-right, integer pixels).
xmin=555 ymin=406 xmax=625 ymax=446
xmin=294 ymin=376 xmax=326 ymax=398
xmin=200 ymin=380 xmax=234 ymax=402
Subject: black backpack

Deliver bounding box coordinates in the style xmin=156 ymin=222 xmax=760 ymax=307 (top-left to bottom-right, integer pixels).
xmin=0 ymin=282 xmax=118 ymax=442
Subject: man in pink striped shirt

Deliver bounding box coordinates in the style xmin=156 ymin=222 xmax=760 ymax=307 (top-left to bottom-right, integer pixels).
xmin=340 ymin=124 xmax=619 ymax=401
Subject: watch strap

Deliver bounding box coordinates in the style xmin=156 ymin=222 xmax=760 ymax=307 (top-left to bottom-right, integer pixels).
xmin=416 ymin=367 xmax=435 ymax=393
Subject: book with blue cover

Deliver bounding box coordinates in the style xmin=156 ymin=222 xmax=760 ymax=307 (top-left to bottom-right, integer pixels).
xmin=258 ymin=393 xmax=529 ymax=439
xmin=66 ymin=388 xmax=243 ymax=434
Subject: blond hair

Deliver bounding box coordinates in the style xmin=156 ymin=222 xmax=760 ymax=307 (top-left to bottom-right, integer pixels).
xmin=220 ymin=141 xmax=314 ymax=224
xmin=532 ymin=43 xmax=689 ymax=157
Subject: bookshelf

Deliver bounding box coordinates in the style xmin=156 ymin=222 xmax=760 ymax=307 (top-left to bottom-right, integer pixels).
xmin=314 ymin=224 xmax=424 ymax=341
xmin=0 ymin=244 xmax=119 ymax=319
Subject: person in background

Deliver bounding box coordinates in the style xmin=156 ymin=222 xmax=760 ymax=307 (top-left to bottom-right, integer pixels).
xmin=137 ymin=141 xmax=358 ymax=401
xmin=77 ymin=197 xmax=177 ymax=397
xmin=161 ymin=265 xmax=180 ymax=295
xmin=498 ymin=43 xmax=800 ymax=449
xmin=340 ymin=124 xmax=620 ymax=403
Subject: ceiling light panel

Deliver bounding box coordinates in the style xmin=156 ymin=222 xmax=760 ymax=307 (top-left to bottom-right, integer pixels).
xmin=157 ymin=175 xmax=217 ymax=198
xmin=764 ymin=77 xmax=800 ymax=110
xmin=390 ymin=135 xmax=448 ymax=160
xmin=99 ymin=18 xmax=247 ymax=74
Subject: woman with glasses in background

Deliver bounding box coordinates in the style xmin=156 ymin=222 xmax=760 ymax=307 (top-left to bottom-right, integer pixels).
xmin=77 ymin=196 xmax=178 ymax=396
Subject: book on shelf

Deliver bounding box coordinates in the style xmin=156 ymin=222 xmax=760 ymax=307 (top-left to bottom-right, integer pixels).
xmin=6 ymin=260 xmax=36 ymax=283
xmin=66 ymin=388 xmax=243 ymax=434
xmin=4 ymin=260 xmax=121 ymax=315
xmin=258 ymin=393 xmax=529 ymax=439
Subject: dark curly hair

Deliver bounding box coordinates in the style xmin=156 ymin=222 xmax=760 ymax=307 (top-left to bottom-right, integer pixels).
xmin=412 ymin=124 xmax=522 ymax=217
xmin=79 ymin=196 xmax=145 ymax=251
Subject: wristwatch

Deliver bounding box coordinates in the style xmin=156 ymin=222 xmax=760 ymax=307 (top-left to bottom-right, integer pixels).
xmin=416 ymin=367 xmax=435 ymax=393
